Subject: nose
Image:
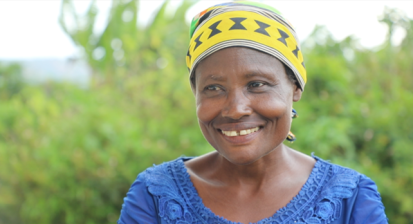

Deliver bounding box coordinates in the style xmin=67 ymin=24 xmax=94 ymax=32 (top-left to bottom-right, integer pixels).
xmin=221 ymin=90 xmax=252 ymax=120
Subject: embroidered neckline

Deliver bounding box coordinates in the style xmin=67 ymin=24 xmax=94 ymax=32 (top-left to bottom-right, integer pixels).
xmin=146 ymin=155 xmax=360 ymax=223
xmin=170 ymin=156 xmax=329 ymax=224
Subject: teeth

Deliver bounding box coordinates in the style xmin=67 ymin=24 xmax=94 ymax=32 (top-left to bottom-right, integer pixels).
xmin=221 ymin=127 xmax=260 ymax=137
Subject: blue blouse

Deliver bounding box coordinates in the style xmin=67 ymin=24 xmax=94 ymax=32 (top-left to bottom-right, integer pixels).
xmin=118 ymin=156 xmax=388 ymax=224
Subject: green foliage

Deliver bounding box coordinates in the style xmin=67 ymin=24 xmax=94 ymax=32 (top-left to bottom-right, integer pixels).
xmin=292 ymin=21 xmax=413 ymax=222
xmin=0 ymin=62 xmax=23 ymax=97
xmin=2 ymin=1 xmax=208 ymax=223
xmin=0 ymin=1 xmax=412 ymax=223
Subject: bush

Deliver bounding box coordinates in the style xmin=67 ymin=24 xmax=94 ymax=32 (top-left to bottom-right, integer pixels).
xmin=0 ymin=1 xmax=412 ymax=223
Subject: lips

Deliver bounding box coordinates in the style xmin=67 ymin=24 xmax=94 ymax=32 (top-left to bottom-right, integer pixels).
xmin=221 ymin=127 xmax=260 ymax=136
xmin=215 ymin=122 xmax=264 ymax=144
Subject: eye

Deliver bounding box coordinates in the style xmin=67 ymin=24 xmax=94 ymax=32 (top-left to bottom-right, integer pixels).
xmin=205 ymin=85 xmax=222 ymax=91
xmin=248 ymin=82 xmax=265 ymax=88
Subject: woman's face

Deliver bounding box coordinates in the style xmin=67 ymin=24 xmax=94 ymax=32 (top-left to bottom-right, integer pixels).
xmin=194 ymin=47 xmax=302 ymax=165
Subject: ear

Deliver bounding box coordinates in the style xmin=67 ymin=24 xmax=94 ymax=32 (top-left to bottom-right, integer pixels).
xmin=190 ymin=77 xmax=197 ymax=95
xmin=292 ymin=85 xmax=302 ymax=102
xmin=191 ymin=83 xmax=196 ymax=95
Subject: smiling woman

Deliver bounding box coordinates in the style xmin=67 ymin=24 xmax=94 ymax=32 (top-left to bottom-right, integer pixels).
xmin=118 ymin=1 xmax=388 ymax=224
xmin=193 ymin=47 xmax=302 ymax=166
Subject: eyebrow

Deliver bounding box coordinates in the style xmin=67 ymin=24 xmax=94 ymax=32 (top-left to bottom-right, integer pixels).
xmin=245 ymin=73 xmax=261 ymax=78
xmin=200 ymin=70 xmax=277 ymax=83
xmin=245 ymin=72 xmax=276 ymax=80
xmin=202 ymin=75 xmax=225 ymax=82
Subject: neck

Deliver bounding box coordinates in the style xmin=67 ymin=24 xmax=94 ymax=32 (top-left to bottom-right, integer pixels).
xmin=213 ymin=144 xmax=296 ymax=191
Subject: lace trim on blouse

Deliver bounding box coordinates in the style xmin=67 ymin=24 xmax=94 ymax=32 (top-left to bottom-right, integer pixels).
xmin=145 ymin=156 xmax=360 ymax=224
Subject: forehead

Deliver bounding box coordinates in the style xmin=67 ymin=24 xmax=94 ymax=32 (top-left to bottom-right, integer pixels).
xmin=194 ymin=47 xmax=286 ymax=81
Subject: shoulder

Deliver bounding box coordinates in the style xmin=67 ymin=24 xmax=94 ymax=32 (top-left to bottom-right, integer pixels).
xmin=315 ymin=156 xmax=375 ymax=196
xmin=315 ymin=157 xmax=388 ymax=224
xmin=128 ymin=157 xmax=191 ymax=198
xmin=118 ymin=158 xmax=189 ymax=224
xmin=320 ymin=159 xmax=361 ymax=198
xmin=140 ymin=158 xmax=189 ymax=197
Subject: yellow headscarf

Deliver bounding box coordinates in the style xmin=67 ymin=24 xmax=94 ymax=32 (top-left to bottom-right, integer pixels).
xmin=186 ymin=1 xmax=307 ymax=90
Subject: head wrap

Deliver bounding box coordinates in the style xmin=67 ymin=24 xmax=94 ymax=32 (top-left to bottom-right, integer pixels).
xmin=186 ymin=1 xmax=307 ymax=90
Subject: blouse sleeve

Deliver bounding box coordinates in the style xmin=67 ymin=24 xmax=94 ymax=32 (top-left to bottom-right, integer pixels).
xmin=118 ymin=172 xmax=159 ymax=224
xmin=350 ymin=175 xmax=388 ymax=224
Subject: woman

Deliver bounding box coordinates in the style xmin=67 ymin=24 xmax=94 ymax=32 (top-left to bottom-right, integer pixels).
xmin=118 ymin=1 xmax=388 ymax=223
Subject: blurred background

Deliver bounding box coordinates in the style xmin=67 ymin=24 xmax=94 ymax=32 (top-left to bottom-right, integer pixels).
xmin=0 ymin=0 xmax=412 ymax=223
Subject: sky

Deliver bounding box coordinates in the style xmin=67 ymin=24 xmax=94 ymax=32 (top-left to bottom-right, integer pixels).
xmin=0 ymin=0 xmax=412 ymax=60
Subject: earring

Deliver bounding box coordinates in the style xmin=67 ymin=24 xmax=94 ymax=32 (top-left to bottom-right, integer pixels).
xmin=286 ymin=109 xmax=298 ymax=143
xmin=292 ymin=108 xmax=298 ymax=119
xmin=286 ymin=131 xmax=296 ymax=142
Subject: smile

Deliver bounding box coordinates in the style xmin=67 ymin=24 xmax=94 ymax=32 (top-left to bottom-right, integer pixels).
xmin=221 ymin=127 xmax=260 ymax=137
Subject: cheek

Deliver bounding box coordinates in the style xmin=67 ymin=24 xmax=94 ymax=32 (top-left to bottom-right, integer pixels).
xmin=196 ymin=98 xmax=222 ymax=149
xmin=196 ymin=97 xmax=221 ymax=125
xmin=252 ymin=91 xmax=292 ymax=119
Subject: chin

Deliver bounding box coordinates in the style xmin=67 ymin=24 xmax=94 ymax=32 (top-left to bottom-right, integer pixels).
xmin=217 ymin=147 xmax=272 ymax=166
